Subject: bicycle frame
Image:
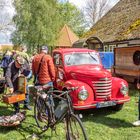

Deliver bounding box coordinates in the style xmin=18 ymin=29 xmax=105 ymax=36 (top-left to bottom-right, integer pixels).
xmin=34 ymin=87 xmax=88 ymax=140
xmin=35 ymin=87 xmax=75 ymax=132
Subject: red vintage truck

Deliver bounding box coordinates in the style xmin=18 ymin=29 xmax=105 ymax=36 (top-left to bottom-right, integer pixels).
xmin=53 ymin=48 xmax=130 ymax=111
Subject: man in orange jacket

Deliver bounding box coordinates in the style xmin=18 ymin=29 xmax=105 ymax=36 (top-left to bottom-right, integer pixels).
xmin=32 ymin=45 xmax=56 ymax=86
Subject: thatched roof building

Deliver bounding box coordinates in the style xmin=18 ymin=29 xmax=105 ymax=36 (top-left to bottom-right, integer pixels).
xmin=73 ymin=0 xmax=140 ymax=51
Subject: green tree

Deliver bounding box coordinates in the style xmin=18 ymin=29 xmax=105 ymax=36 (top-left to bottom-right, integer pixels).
xmin=57 ymin=2 xmax=87 ymax=37
xmin=12 ymin=0 xmax=61 ymax=53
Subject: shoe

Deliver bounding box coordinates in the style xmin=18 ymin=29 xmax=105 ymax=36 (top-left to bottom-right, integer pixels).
xmin=23 ymin=105 xmax=32 ymax=110
xmin=133 ymin=120 xmax=140 ymax=126
xmin=13 ymin=110 xmax=20 ymax=115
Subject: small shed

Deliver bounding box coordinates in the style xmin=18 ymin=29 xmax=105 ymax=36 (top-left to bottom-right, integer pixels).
xmin=56 ymin=24 xmax=79 ymax=48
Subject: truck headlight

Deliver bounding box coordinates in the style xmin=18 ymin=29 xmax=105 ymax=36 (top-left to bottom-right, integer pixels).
xmin=120 ymin=83 xmax=128 ymax=95
xmin=78 ymin=88 xmax=88 ymax=101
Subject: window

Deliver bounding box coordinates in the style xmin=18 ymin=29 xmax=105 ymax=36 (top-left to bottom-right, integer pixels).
xmin=109 ymin=45 xmax=116 ymax=52
xmin=64 ymin=52 xmax=100 ymax=66
xmin=104 ymin=45 xmax=109 ymax=52
xmin=53 ymin=53 xmax=62 ymax=66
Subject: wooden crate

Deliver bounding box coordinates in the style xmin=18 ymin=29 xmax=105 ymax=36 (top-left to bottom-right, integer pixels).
xmin=3 ymin=93 xmax=25 ymax=104
xmin=3 ymin=76 xmax=26 ymax=104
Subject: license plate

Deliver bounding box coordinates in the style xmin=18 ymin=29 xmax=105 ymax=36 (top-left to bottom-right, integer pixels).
xmin=96 ymin=101 xmax=116 ymax=108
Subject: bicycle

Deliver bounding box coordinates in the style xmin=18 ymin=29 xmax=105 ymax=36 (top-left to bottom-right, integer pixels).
xmin=34 ymin=85 xmax=87 ymax=140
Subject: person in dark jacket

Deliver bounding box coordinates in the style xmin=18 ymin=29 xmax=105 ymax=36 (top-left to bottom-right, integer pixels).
xmin=19 ymin=45 xmax=32 ymax=110
xmin=1 ymin=50 xmax=13 ymax=76
xmin=5 ymin=55 xmax=31 ymax=114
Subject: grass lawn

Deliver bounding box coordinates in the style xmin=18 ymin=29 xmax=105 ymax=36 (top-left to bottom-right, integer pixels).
xmin=0 ymin=89 xmax=140 ymax=140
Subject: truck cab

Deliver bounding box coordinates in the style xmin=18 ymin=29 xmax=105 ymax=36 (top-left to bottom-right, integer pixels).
xmin=53 ymin=48 xmax=130 ymax=110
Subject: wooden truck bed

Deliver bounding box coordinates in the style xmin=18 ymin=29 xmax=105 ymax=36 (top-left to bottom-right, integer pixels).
xmin=113 ymin=46 xmax=140 ymax=83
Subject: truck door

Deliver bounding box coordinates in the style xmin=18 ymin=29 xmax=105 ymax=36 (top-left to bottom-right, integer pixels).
xmin=53 ymin=53 xmax=66 ymax=90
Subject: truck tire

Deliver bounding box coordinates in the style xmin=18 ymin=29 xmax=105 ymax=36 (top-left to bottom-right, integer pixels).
xmin=133 ymin=51 xmax=140 ymax=65
xmin=134 ymin=79 xmax=140 ymax=89
xmin=111 ymin=104 xmax=124 ymax=111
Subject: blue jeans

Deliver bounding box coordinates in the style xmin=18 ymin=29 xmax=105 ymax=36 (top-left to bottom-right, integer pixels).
xmin=36 ymin=81 xmax=53 ymax=86
xmin=46 ymin=81 xmax=53 ymax=87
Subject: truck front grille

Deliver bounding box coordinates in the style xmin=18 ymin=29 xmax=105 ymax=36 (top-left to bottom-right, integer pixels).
xmin=92 ymin=77 xmax=112 ymax=100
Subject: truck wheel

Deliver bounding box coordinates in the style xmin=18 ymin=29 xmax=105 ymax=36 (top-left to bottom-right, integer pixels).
xmin=136 ymin=83 xmax=140 ymax=89
xmin=111 ymin=104 xmax=124 ymax=111
xmin=134 ymin=79 xmax=140 ymax=89
xmin=133 ymin=51 xmax=140 ymax=65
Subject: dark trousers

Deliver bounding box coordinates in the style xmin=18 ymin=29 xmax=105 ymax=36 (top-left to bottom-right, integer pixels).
xmin=13 ymin=85 xmax=30 ymax=112
xmin=3 ymin=68 xmax=7 ymax=77
xmin=24 ymin=85 xmax=30 ymax=106
xmin=13 ymin=102 xmax=20 ymax=113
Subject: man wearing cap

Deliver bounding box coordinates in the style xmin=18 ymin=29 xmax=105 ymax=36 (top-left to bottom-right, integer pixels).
xmin=32 ymin=45 xmax=55 ymax=86
xmin=18 ymin=45 xmax=32 ymax=110
xmin=19 ymin=45 xmax=30 ymax=62
xmin=0 ymin=50 xmax=13 ymax=76
xmin=5 ymin=55 xmax=31 ymax=114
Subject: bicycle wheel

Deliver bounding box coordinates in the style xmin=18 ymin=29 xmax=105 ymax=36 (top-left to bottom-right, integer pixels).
xmin=34 ymin=96 xmax=50 ymax=130
xmin=66 ymin=114 xmax=87 ymax=140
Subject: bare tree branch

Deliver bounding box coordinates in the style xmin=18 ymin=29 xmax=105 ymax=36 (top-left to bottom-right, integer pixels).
xmin=84 ymin=0 xmax=111 ymax=27
xmin=0 ymin=0 xmax=14 ymax=33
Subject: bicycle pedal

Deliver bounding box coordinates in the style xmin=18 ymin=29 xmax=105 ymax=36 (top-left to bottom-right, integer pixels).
xmin=50 ymin=127 xmax=57 ymax=135
xmin=42 ymin=126 xmax=48 ymax=131
xmin=54 ymin=130 xmax=58 ymax=136
xmin=79 ymin=114 xmax=83 ymax=119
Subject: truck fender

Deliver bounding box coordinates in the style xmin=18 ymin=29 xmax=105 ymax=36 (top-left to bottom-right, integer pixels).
xmin=112 ymin=77 xmax=128 ymax=88
xmin=112 ymin=77 xmax=129 ymax=98
xmin=63 ymin=79 xmax=94 ymax=103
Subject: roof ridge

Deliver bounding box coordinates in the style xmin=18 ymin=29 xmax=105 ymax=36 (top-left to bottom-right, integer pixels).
xmin=65 ymin=25 xmax=72 ymax=45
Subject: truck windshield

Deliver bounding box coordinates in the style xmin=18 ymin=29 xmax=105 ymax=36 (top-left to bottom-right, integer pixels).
xmin=65 ymin=52 xmax=100 ymax=66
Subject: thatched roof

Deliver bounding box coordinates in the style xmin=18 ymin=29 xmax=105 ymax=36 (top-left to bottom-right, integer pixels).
xmin=56 ymin=24 xmax=79 ymax=47
xmin=83 ymin=0 xmax=140 ymax=42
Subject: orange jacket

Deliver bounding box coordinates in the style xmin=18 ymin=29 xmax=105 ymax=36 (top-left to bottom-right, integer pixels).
xmin=32 ymin=53 xmax=56 ymax=84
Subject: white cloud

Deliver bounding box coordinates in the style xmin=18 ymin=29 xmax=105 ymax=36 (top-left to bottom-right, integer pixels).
xmin=0 ymin=0 xmax=15 ymax=44
xmin=69 ymin=0 xmax=86 ymax=9
xmin=69 ymin=0 xmax=119 ymax=9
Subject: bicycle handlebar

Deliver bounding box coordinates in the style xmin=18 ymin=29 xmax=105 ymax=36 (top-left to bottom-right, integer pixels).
xmin=34 ymin=85 xmax=78 ymax=92
xmin=50 ymin=87 xmax=78 ymax=98
xmin=34 ymin=85 xmax=78 ymax=101
xmin=67 ymin=86 xmax=78 ymax=91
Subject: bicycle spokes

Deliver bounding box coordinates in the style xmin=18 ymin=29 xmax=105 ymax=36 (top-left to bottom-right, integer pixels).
xmin=34 ymin=97 xmax=50 ymax=130
xmin=67 ymin=114 xmax=87 ymax=140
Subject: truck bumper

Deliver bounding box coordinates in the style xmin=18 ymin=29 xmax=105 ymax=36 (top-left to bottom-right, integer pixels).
xmin=73 ymin=97 xmax=130 ymax=110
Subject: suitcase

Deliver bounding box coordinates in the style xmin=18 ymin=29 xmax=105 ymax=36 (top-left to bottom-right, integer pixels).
xmin=3 ymin=76 xmax=26 ymax=104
